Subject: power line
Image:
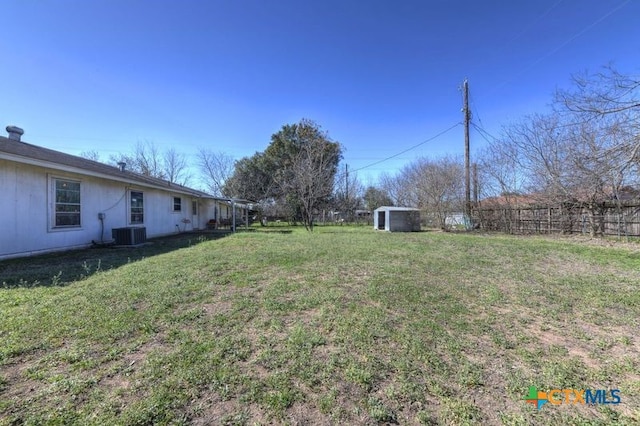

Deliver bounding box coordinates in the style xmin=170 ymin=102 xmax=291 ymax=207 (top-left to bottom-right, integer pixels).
xmin=527 ymin=0 xmax=630 ymax=70
xmin=463 ymin=1 xmax=627 ymax=142
xmin=488 ymin=0 xmax=631 ymax=94
xmin=470 ymin=113 xmax=628 ymax=146
xmin=469 ymin=91 xmax=483 ymax=128
xmin=348 ymin=122 xmax=462 ymax=174
xmin=471 ymin=122 xmax=499 ymax=143
xmin=505 ymin=0 xmax=565 ymax=48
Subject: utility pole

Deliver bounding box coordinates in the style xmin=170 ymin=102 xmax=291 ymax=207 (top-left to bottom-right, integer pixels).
xmin=345 ymin=164 xmax=349 ymax=202
xmin=463 ymin=79 xmax=471 ymax=219
xmin=345 ymin=164 xmax=349 ymax=221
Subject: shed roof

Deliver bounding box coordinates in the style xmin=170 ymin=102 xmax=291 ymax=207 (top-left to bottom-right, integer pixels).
xmin=0 ymin=135 xmax=217 ymax=198
xmin=374 ymin=206 xmax=420 ymax=212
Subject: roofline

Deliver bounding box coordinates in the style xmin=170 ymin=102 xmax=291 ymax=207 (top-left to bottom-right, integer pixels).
xmin=0 ymin=149 xmax=215 ymax=198
xmin=374 ymin=206 xmax=420 ymax=211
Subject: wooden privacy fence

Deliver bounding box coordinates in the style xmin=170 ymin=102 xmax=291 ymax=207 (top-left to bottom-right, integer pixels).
xmin=474 ymin=201 xmax=640 ymax=237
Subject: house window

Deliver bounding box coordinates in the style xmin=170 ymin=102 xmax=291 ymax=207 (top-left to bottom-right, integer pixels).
xmin=130 ymin=191 xmax=144 ymax=224
xmin=192 ymin=200 xmax=197 ymax=215
xmin=54 ymin=178 xmax=81 ymax=227
xmin=173 ymin=197 xmax=182 ymax=212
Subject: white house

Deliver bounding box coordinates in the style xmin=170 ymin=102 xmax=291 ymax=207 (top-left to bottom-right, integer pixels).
xmin=0 ymin=126 xmax=240 ymax=260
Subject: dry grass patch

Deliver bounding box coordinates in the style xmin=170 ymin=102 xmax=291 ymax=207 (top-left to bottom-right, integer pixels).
xmin=1 ymin=228 xmax=639 ymax=424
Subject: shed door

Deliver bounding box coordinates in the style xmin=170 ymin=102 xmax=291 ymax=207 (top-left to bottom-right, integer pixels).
xmin=377 ymin=211 xmax=386 ymax=230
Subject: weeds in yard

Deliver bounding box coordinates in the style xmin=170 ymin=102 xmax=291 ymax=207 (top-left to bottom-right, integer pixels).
xmin=1 ymin=229 xmax=639 ymax=424
xmin=50 ymin=271 xmax=63 ymax=286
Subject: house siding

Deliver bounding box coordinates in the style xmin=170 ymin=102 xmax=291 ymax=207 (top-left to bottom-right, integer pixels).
xmin=0 ymin=160 xmax=199 ymax=259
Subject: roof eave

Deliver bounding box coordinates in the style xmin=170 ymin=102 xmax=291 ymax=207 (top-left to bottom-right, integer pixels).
xmin=0 ymin=151 xmax=213 ymax=197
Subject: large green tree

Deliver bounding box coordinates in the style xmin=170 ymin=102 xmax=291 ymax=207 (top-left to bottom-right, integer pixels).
xmin=224 ymin=119 xmax=342 ymax=230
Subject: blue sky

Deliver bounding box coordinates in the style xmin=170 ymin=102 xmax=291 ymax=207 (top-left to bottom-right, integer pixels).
xmin=1 ymin=0 xmax=638 ymax=187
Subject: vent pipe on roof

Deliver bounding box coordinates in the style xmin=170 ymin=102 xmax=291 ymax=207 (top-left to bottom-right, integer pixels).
xmin=6 ymin=126 xmax=24 ymax=141
xmin=117 ymin=161 xmax=126 ymax=172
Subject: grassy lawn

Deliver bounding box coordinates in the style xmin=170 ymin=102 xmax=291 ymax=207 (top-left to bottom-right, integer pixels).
xmin=1 ymin=227 xmax=639 ymax=425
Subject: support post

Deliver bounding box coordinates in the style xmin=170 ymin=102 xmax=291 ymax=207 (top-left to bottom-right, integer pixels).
xmin=463 ymin=79 xmax=471 ymax=219
xmin=232 ymin=199 xmax=236 ymax=232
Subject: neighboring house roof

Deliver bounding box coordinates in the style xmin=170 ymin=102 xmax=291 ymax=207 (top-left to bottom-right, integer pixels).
xmin=615 ymin=186 xmax=640 ymax=201
xmin=0 ymin=134 xmax=217 ymax=199
xmin=479 ymin=187 xmax=640 ymax=208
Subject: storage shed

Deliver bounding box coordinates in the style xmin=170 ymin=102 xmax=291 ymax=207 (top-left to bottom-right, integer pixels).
xmin=373 ymin=206 xmax=421 ymax=232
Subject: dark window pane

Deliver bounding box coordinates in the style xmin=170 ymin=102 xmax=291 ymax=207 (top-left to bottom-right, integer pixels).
xmin=56 ymin=213 xmax=81 ymax=226
xmin=56 ymin=204 xmax=81 ymax=213
xmin=54 ymin=179 xmax=81 ymax=227
xmin=131 ymin=191 xmax=144 ymax=223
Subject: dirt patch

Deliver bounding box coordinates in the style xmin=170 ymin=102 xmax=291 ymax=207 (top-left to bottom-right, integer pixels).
xmin=201 ymin=301 xmax=233 ymax=316
xmin=0 ymin=354 xmax=47 ymax=406
xmin=188 ymin=398 xmax=268 ymax=425
xmin=285 ymin=401 xmax=333 ymax=426
xmin=525 ymin=319 xmax=639 ymax=371
xmin=523 ymin=320 xmax=599 ymax=369
xmin=0 ymin=333 xmax=168 ymax=421
xmin=100 ymin=333 xmax=169 ymax=392
xmin=100 ymin=351 xmax=145 ymax=391
xmin=533 ymin=254 xmax=606 ymax=278
xmin=313 ymin=343 xmax=341 ymax=365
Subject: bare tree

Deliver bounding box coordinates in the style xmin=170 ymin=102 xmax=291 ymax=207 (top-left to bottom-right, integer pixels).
xmin=163 ymin=148 xmax=191 ymax=186
xmin=110 ymin=140 xmax=165 ymax=178
xmin=557 ymin=66 xmax=640 ymax=176
xmin=377 ymin=156 xmax=464 ymax=230
xmin=477 ymin=138 xmax=526 ymax=199
xmin=558 ymin=66 xmax=640 ymax=116
xmin=412 ymin=156 xmax=465 ymax=230
xmin=109 ymin=152 xmax=136 ymax=171
xmin=499 ymin=114 xmax=572 ymax=204
xmin=481 ymin=110 xmax=638 ymax=235
xmin=564 ymin=118 xmax=637 ymax=235
xmin=379 ymin=171 xmax=414 ymax=206
xmin=134 ymin=140 xmax=165 ymax=178
xmin=197 ymin=148 xmax=235 ymax=197
xmin=477 ymin=138 xmax=530 ymax=232
xmin=363 ymin=186 xmax=393 ymax=211
xmin=276 ymin=122 xmax=341 ymax=231
xmin=473 ymin=66 xmax=640 ymax=236
xmin=109 ymin=140 xmax=194 ymax=185
xmin=79 ymin=150 xmax=102 ymax=162
xmin=333 ymin=166 xmax=365 ymax=222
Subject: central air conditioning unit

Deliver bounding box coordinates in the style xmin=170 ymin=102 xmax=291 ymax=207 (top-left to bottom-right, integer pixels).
xmin=112 ymin=227 xmax=147 ymax=245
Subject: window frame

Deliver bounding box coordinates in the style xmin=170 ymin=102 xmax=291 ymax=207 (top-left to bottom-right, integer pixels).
xmin=129 ymin=190 xmax=144 ymax=225
xmin=50 ymin=176 xmax=82 ymax=230
xmin=173 ymin=196 xmax=182 ymax=213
